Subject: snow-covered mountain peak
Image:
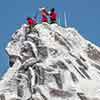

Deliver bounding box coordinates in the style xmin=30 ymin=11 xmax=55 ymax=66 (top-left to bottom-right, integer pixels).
xmin=0 ymin=23 xmax=100 ymax=100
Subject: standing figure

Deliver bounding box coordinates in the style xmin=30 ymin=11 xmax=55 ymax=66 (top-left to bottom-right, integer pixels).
xmin=40 ymin=8 xmax=49 ymax=23
xmin=49 ymin=8 xmax=57 ymax=24
xmin=27 ymin=17 xmax=37 ymax=33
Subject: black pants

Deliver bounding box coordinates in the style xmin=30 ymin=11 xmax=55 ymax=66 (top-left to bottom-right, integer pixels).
xmin=50 ymin=20 xmax=56 ymax=24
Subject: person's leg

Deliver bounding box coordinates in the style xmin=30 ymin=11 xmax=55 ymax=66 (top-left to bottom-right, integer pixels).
xmin=50 ymin=20 xmax=56 ymax=24
xmin=30 ymin=25 xmax=33 ymax=32
xmin=28 ymin=25 xmax=33 ymax=33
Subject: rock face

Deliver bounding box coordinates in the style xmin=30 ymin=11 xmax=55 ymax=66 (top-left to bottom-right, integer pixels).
xmin=0 ymin=23 xmax=100 ymax=100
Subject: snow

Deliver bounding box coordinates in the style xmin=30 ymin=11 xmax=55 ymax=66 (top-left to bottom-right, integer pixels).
xmin=0 ymin=23 xmax=100 ymax=100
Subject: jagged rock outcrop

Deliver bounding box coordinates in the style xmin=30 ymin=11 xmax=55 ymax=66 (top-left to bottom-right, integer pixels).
xmin=0 ymin=23 xmax=100 ymax=100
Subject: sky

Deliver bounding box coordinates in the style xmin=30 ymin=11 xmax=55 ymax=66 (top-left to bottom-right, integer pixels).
xmin=0 ymin=0 xmax=100 ymax=77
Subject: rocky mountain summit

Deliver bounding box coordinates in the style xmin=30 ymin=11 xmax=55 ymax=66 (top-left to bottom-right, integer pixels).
xmin=0 ymin=23 xmax=100 ymax=100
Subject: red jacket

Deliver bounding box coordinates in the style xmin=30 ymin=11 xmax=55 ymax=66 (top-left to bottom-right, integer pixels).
xmin=28 ymin=19 xmax=37 ymax=25
xmin=32 ymin=19 xmax=37 ymax=25
xmin=42 ymin=16 xmax=48 ymax=22
xmin=41 ymin=10 xmax=49 ymax=22
xmin=50 ymin=12 xmax=57 ymax=21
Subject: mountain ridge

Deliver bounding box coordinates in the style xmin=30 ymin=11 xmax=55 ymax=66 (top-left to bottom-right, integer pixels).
xmin=0 ymin=23 xmax=100 ymax=100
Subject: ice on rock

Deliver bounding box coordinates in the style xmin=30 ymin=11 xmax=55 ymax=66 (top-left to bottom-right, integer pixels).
xmin=0 ymin=23 xmax=100 ymax=100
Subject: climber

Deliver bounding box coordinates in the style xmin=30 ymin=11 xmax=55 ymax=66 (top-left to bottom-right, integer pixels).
xmin=27 ymin=17 xmax=37 ymax=26
xmin=40 ymin=7 xmax=49 ymax=23
xmin=27 ymin=17 xmax=37 ymax=33
xmin=49 ymin=8 xmax=57 ymax=24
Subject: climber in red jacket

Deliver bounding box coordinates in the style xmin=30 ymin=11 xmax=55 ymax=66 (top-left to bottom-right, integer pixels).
xmin=49 ymin=8 xmax=57 ymax=24
xmin=27 ymin=17 xmax=37 ymax=26
xmin=27 ymin=17 xmax=37 ymax=33
xmin=40 ymin=8 xmax=49 ymax=23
